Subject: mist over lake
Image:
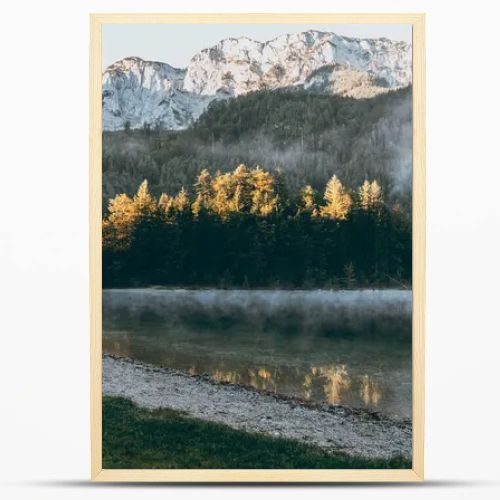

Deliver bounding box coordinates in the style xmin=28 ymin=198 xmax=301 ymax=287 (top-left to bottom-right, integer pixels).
xmin=103 ymin=288 xmax=412 ymax=418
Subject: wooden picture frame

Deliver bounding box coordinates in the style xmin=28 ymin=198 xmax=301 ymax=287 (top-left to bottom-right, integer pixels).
xmin=90 ymin=12 xmax=425 ymax=482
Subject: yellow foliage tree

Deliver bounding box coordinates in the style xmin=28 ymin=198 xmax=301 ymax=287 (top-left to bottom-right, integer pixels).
xmin=106 ymin=193 xmax=135 ymax=226
xmin=232 ymin=164 xmax=252 ymax=212
xmin=250 ymin=166 xmax=278 ymax=216
xmin=132 ymin=179 xmax=157 ymax=217
xmin=358 ymin=179 xmax=383 ymax=211
xmin=104 ymin=181 xmax=158 ymax=250
xmin=211 ymin=171 xmax=234 ymax=218
xmin=301 ymin=185 xmax=316 ymax=210
xmin=192 ymin=169 xmax=212 ymax=216
xmin=158 ymin=193 xmax=176 ymax=219
xmin=174 ymin=187 xmax=190 ymax=213
xmin=320 ymin=175 xmax=352 ymax=220
xmin=194 ymin=165 xmax=279 ymax=218
xmin=103 ymin=193 xmax=136 ymax=250
xmin=358 ymin=180 xmax=372 ymax=211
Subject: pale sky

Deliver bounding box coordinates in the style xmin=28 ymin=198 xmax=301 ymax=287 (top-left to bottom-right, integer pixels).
xmin=102 ymin=24 xmax=412 ymax=70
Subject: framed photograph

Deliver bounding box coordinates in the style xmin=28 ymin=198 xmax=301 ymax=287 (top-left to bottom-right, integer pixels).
xmin=90 ymin=13 xmax=425 ymax=482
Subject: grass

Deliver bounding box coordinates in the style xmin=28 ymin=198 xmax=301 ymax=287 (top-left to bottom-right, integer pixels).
xmin=103 ymin=396 xmax=411 ymax=469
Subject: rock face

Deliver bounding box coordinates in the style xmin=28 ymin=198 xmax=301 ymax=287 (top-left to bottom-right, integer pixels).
xmin=183 ymin=31 xmax=411 ymax=96
xmin=102 ymin=31 xmax=412 ymax=130
xmin=102 ymin=57 xmax=212 ymax=131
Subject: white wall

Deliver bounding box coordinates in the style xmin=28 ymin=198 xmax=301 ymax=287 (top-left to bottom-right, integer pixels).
xmin=1 ymin=1 xmax=499 ymax=498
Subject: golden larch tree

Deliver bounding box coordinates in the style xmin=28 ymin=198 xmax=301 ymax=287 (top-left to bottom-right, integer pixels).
xmin=192 ymin=169 xmax=212 ymax=216
xmin=358 ymin=180 xmax=372 ymax=211
xmin=158 ymin=193 xmax=176 ymax=219
xmin=301 ymin=185 xmax=316 ymax=211
xmin=320 ymin=175 xmax=352 ymax=220
xmin=174 ymin=187 xmax=190 ymax=213
xmin=103 ymin=193 xmax=136 ymax=250
xmin=358 ymin=179 xmax=383 ymax=211
xmin=211 ymin=171 xmax=233 ymax=217
xmin=250 ymin=166 xmax=278 ymax=216
xmin=132 ymin=179 xmax=157 ymax=217
xmin=369 ymin=180 xmax=383 ymax=207
xmin=232 ymin=164 xmax=252 ymax=212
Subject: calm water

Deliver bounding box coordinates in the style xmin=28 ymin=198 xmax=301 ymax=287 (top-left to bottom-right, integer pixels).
xmin=103 ymin=289 xmax=412 ymax=418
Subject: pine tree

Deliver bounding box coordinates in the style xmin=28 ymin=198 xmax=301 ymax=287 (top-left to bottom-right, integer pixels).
xmin=344 ymin=262 xmax=356 ymax=288
xmin=320 ymin=175 xmax=352 ymax=220
xmin=273 ymin=167 xmax=288 ymax=212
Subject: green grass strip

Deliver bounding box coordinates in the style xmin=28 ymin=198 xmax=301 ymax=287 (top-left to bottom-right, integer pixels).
xmin=103 ymin=396 xmax=411 ymax=469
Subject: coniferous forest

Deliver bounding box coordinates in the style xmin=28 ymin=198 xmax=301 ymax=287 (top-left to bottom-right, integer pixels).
xmin=103 ymin=87 xmax=412 ymax=211
xmin=102 ymin=86 xmax=412 ymax=289
xmin=103 ymin=165 xmax=411 ymax=289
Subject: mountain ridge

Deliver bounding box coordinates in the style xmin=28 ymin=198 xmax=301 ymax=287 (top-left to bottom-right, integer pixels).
xmin=102 ymin=30 xmax=412 ymax=131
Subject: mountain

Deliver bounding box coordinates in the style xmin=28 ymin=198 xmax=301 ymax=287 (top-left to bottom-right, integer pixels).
xmin=102 ymin=30 xmax=412 ymax=131
xmin=102 ymin=57 xmax=213 ymax=131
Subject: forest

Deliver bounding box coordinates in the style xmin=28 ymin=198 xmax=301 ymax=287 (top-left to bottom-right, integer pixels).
xmin=102 ymin=86 xmax=412 ymax=212
xmin=103 ymin=165 xmax=411 ymax=289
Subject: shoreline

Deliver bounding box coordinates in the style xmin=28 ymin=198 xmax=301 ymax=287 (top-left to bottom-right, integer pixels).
xmin=103 ymin=354 xmax=412 ymax=460
xmin=102 ymin=284 xmax=412 ymax=292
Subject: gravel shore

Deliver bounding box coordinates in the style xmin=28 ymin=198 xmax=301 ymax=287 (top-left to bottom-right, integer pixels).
xmin=103 ymin=354 xmax=412 ymax=460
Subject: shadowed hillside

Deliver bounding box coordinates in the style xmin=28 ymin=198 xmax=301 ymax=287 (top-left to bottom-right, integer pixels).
xmin=103 ymin=86 xmax=412 ymax=212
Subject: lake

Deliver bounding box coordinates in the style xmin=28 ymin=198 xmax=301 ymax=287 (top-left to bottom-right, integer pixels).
xmin=103 ymin=288 xmax=412 ymax=419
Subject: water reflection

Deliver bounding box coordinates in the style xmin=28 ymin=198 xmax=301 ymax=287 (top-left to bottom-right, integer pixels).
xmin=302 ymin=373 xmax=314 ymax=400
xmin=104 ymin=332 xmax=402 ymax=414
xmin=318 ymin=365 xmax=352 ymax=405
xmin=103 ymin=289 xmax=412 ymax=418
xmin=195 ymin=363 xmax=379 ymax=409
xmin=360 ymin=375 xmax=383 ymax=407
